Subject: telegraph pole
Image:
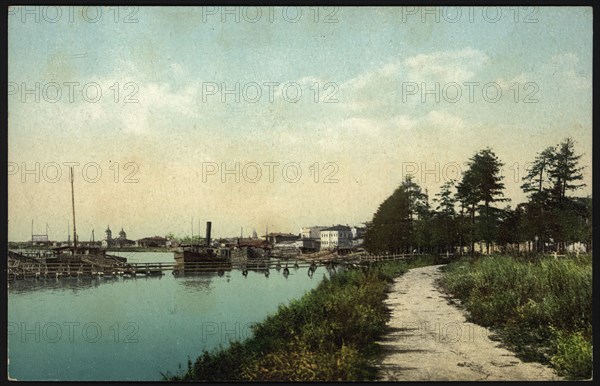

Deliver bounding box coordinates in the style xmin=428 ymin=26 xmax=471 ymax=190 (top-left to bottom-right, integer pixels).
xmin=70 ymin=167 xmax=77 ymax=249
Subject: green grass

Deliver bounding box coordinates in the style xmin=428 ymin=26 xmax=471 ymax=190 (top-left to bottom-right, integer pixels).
xmin=163 ymin=256 xmax=441 ymax=381
xmin=440 ymin=254 xmax=592 ymax=380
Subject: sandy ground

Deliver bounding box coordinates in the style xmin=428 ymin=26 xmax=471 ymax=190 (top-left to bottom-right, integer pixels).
xmin=377 ymin=264 xmax=561 ymax=381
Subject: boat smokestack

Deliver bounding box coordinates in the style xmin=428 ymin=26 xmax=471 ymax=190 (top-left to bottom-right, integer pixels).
xmin=206 ymin=221 xmax=212 ymax=246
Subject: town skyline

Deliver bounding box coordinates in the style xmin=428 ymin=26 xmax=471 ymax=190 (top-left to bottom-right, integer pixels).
xmin=12 ymin=218 xmax=368 ymax=244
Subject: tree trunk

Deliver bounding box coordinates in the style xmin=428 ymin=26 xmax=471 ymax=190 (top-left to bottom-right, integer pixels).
xmin=470 ymin=203 xmax=475 ymax=255
xmin=485 ymin=201 xmax=490 ymax=254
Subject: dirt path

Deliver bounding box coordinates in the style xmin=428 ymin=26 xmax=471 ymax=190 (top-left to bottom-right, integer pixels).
xmin=377 ymin=264 xmax=561 ymax=381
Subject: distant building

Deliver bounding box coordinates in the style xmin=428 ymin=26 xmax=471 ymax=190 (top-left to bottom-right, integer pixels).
xmin=300 ymin=226 xmax=328 ymax=240
xmin=102 ymin=226 xmax=135 ymax=248
xmin=237 ymin=238 xmax=270 ymax=248
xmin=298 ymin=226 xmax=327 ymax=253
xmin=473 ymin=241 xmax=502 ymax=254
xmin=137 ymin=236 xmax=168 ymax=248
xmin=294 ymin=238 xmax=321 ymax=253
xmin=320 ymin=225 xmax=353 ymax=250
xmin=101 ymin=226 xmax=112 ymax=248
xmin=264 ymin=232 xmax=299 ymax=245
xmin=271 ymin=240 xmax=301 ymax=258
xmin=566 ymin=242 xmax=587 ymax=253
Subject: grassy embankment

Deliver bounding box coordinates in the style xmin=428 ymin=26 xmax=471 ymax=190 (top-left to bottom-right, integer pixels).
xmin=163 ymin=255 xmax=442 ymax=381
xmin=441 ymin=254 xmax=592 ymax=380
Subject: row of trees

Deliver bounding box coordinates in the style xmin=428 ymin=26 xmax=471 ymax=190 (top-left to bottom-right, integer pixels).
xmin=364 ymin=138 xmax=591 ymax=255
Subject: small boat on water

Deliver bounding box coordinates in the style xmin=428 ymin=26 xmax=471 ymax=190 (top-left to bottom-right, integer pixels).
xmin=174 ymin=221 xmax=229 ymax=264
xmin=173 ymin=221 xmax=234 ymax=274
xmin=174 ymin=245 xmax=228 ymax=264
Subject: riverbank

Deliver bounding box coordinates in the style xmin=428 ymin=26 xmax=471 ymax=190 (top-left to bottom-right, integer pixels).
xmin=440 ymin=255 xmax=592 ymax=380
xmin=163 ymin=256 xmax=442 ymax=381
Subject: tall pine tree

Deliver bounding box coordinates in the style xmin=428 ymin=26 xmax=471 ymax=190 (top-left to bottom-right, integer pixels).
xmin=457 ymin=148 xmax=507 ymax=254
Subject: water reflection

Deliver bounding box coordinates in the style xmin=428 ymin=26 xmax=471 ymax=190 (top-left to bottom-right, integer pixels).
xmin=8 ymin=264 xmax=329 ymax=294
xmin=8 ymin=276 xmax=101 ymax=294
xmin=174 ymin=273 xmax=215 ymax=293
xmin=8 ymin=274 xmax=165 ymax=294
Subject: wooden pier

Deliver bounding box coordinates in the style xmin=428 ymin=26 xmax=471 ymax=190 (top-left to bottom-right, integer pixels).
xmin=8 ymin=251 xmax=433 ymax=281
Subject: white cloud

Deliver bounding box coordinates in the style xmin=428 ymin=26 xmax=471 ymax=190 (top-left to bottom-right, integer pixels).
xmin=339 ymin=48 xmax=494 ymax=113
xmin=495 ymin=73 xmax=528 ymax=89
xmin=141 ymin=82 xmax=199 ymax=115
xmin=425 ymin=110 xmax=465 ymax=130
xmin=403 ymin=47 xmax=490 ymax=83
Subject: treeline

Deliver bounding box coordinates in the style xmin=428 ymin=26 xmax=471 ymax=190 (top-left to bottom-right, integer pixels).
xmin=364 ymin=138 xmax=591 ymax=255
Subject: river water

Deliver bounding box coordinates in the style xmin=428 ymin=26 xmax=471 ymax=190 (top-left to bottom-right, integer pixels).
xmin=7 ymin=252 xmax=328 ymax=381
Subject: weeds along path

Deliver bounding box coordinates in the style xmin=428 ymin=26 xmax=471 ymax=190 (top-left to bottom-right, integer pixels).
xmin=377 ymin=264 xmax=560 ymax=381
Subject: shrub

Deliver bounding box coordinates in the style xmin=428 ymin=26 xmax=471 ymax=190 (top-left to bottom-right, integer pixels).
xmin=551 ymin=330 xmax=593 ymax=380
xmin=441 ymin=255 xmax=592 ymax=380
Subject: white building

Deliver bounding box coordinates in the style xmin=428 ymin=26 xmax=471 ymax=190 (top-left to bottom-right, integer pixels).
xmin=320 ymin=225 xmax=353 ymax=250
xmin=301 ymin=226 xmax=328 ymax=240
xmin=566 ymin=242 xmax=587 ymax=253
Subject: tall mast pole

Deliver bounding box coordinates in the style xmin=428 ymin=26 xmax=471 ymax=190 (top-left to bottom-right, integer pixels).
xmin=70 ymin=166 xmax=77 ymax=249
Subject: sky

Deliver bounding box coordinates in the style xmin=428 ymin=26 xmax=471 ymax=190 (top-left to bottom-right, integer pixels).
xmin=8 ymin=6 xmax=593 ymax=241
